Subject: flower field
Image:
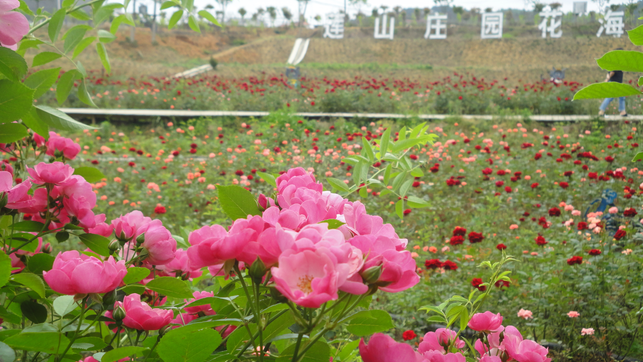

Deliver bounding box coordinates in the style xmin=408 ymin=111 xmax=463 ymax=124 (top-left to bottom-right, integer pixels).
xmin=39 ymin=115 xmax=640 ymax=360
xmin=40 ymin=71 xmax=643 ymax=116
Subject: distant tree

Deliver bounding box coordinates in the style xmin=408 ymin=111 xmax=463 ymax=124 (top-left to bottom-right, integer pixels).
xmin=297 ymin=0 xmax=311 ymax=27
xmin=590 ymin=0 xmax=611 ymax=14
xmin=453 ymin=5 xmax=464 ymax=20
xmin=608 ymin=4 xmax=620 ymax=11
xmin=282 ymin=7 xmax=293 ymax=24
xmin=371 ymin=7 xmax=378 ymax=17
xmin=549 ymin=2 xmax=562 ymax=10
xmin=215 ymin=0 xmax=232 ymax=24
xmin=393 ymin=5 xmax=401 ymax=15
xmin=379 ymin=5 xmax=388 ymax=13
xmin=205 ymin=4 xmax=214 ymax=9
xmin=348 ymin=0 xmax=367 ymax=14
xmin=625 ymin=0 xmax=638 ymax=24
xmin=485 ymin=7 xmax=493 ymax=12
xmin=238 ymin=7 xmax=246 ymax=20
xmin=266 ymin=6 xmax=277 ymax=26
xmin=533 ymin=2 xmax=546 ymax=12
xmin=423 ymin=7 xmax=431 ymax=17
xmin=414 ymin=8 xmax=421 ymax=21
xmin=433 ymin=0 xmax=453 ymax=13
xmin=314 ymin=14 xmax=321 ymax=21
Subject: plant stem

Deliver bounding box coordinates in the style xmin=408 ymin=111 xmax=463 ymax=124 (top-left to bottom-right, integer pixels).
xmin=141 ymin=337 xmax=159 ymax=362
xmin=290 ymin=332 xmax=304 ymax=362
xmin=57 ymin=297 xmax=88 ymax=362
xmin=26 ymin=0 xmax=104 ymax=36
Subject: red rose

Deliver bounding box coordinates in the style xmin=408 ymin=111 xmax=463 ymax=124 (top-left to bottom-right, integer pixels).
xmin=624 ymin=208 xmax=637 ymax=217
xmin=425 ymin=259 xmax=443 ymax=269
xmin=495 ymin=280 xmax=510 ymax=289
xmin=496 ymin=243 xmax=507 ymax=250
xmin=577 ymin=222 xmax=588 ymax=231
xmin=402 ymin=330 xmax=417 ymax=341
xmin=453 ymin=226 xmax=467 ymax=236
xmin=548 ymin=207 xmax=561 ymax=216
xmin=588 ymin=249 xmax=602 ymax=256
xmin=614 ymin=229 xmax=626 ymax=240
xmin=471 ymin=278 xmax=486 ymax=291
xmin=567 ymin=256 xmax=583 ymax=265
xmin=535 ymin=235 xmax=548 ymax=246
xmin=531 ymin=183 xmax=539 ymax=189
xmin=559 ymin=182 xmax=569 ymax=189
xmin=482 ymin=167 xmax=493 ymax=175
xmin=154 ymin=205 xmax=167 ymax=214
xmin=468 ymin=232 xmax=484 ymax=243
xmin=495 ymin=181 xmax=504 ymax=187
xmin=442 ymin=260 xmax=458 ymax=270
xmin=449 ymin=235 xmax=464 ymax=246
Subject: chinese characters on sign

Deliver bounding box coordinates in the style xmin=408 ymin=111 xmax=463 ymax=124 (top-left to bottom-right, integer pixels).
xmin=323 ymin=13 xmax=344 ymax=39
xmin=481 ymin=12 xmax=503 ymax=39
xmin=597 ymin=10 xmax=624 ymax=37
xmin=318 ymin=6 xmax=621 ymax=41
xmin=374 ymin=14 xmax=395 ymax=40
xmin=538 ymin=11 xmax=563 ymax=38
xmin=425 ymin=14 xmax=447 ymax=39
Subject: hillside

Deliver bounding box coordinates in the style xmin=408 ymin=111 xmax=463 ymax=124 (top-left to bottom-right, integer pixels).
xmin=33 ymin=25 xmax=638 ymax=83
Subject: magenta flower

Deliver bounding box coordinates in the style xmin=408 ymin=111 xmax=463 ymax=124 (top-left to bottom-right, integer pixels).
xmin=88 ymin=214 xmax=114 ymax=237
xmin=136 ymin=219 xmax=176 ymax=265
xmin=0 ymin=171 xmax=31 ymax=210
xmin=420 ymin=350 xmax=466 ymax=362
xmin=46 ymin=132 xmax=81 ymax=160
xmin=111 ymin=210 xmax=151 ymax=240
xmin=358 ymin=333 xmax=421 ymax=362
xmin=156 ymin=248 xmax=202 ymax=279
xmin=275 ymin=167 xmax=323 ymax=208
xmin=27 ymin=162 xmax=75 ymax=186
xmin=271 ymin=248 xmax=339 ymax=308
xmin=0 ymin=0 xmax=29 ymax=50
xmin=418 ymin=328 xmax=465 ymax=354
xmin=43 ymin=251 xmax=126 ymax=295
xmin=503 ymin=326 xmax=551 ymax=362
xmin=115 ymin=293 xmax=173 ymax=331
xmin=468 ymin=311 xmax=504 ymax=333
xmin=183 ymin=291 xmax=215 ymax=314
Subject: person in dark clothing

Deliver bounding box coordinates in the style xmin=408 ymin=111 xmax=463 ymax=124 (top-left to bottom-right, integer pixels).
xmin=598 ymin=49 xmax=627 ymax=117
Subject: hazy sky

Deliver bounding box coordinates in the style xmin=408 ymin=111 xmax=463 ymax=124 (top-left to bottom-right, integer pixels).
xmin=129 ymin=0 xmax=604 ymax=22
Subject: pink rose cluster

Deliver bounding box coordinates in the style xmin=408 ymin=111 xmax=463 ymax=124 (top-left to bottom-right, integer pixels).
xmin=186 ymin=167 xmax=419 ymax=308
xmin=33 ymin=132 xmax=81 ymax=160
xmin=110 ymin=210 xmax=177 ymax=266
xmin=359 ymin=312 xmax=550 ymax=362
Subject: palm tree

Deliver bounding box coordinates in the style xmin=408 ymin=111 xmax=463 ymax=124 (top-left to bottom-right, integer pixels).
xmin=549 ymin=2 xmax=562 ymax=10
xmin=238 ymin=7 xmax=247 ymax=22
xmin=371 ymin=7 xmax=378 ymax=17
xmin=215 ymin=0 xmax=232 ymax=24
xmin=282 ymin=7 xmax=293 ymax=24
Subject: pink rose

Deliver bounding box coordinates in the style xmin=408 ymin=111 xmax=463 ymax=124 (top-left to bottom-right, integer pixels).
xmin=503 ymin=326 xmax=551 ymax=362
xmin=27 ymin=162 xmax=75 ymax=186
xmin=0 ymin=0 xmax=29 ymax=49
xmin=60 ymin=176 xmax=97 ymax=229
xmin=418 ymin=328 xmax=465 ymax=354
xmin=88 ymin=214 xmax=114 ymax=237
xmin=420 ymin=351 xmax=466 ymax=362
xmin=474 ymin=330 xmax=503 ymax=357
xmin=342 ymin=202 xmax=407 ymax=248
xmin=276 ymin=167 xmax=323 ymax=208
xmin=136 ymin=220 xmax=176 ymax=265
xmin=271 ymin=247 xmax=339 ymax=308
xmin=115 ymin=293 xmax=173 ymax=331
xmin=350 ymin=234 xmax=419 ymax=293
xmin=359 ymin=333 xmax=421 ymax=362
xmin=156 ymin=249 xmax=202 ymax=279
xmin=567 ymin=311 xmax=580 ymax=318
xmin=46 ymin=132 xmax=81 ymax=160
xmin=0 ymin=171 xmax=32 ymax=210
xmin=239 ymin=225 xmax=295 ymax=267
xmin=183 ymin=291 xmax=215 ymax=314
xmin=517 ymin=309 xmax=533 ymax=320
xmin=478 ymin=356 xmax=502 ymax=362
xmin=468 ymin=311 xmax=504 ymax=333
xmin=33 ymin=133 xmax=46 ymax=147
xmin=111 ymin=211 xmax=152 ymax=240
xmin=43 ymin=251 xmax=126 ymax=295
xmin=188 ymin=215 xmax=264 ymax=268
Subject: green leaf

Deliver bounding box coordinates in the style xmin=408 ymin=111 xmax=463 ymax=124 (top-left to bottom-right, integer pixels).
xmin=276 ymin=341 xmax=330 ymax=362
xmin=0 ymin=341 xmax=15 ymax=362
xmin=216 ymin=185 xmax=261 ymax=221
xmin=157 ymin=328 xmax=221 ymax=362
xmin=0 ymin=253 xmax=12 ymax=289
xmin=120 ymin=284 xmax=146 ymax=295
xmin=72 ymin=36 xmax=96 ymax=59
xmin=0 ymin=123 xmax=28 ymax=144
xmin=123 ymin=267 xmax=150 ymax=284
xmin=110 ymin=14 xmax=134 ymax=34
xmin=632 ymin=152 xmax=643 ymax=162
xmin=320 ymin=219 xmax=345 ymax=229
xmin=596 ymin=50 xmax=643 ymax=72
xmin=27 ymin=253 xmax=55 ymax=274
xmin=102 ymin=347 xmax=148 ymax=362
xmin=395 ymin=199 xmax=404 ymax=219
xmin=198 ymin=10 xmax=221 ymax=26
xmin=63 ymin=26 xmax=89 ymax=54
xmin=256 ymin=171 xmax=276 ymax=187
xmin=53 ymin=295 xmax=77 ymax=317
xmin=10 ymin=220 xmax=46 ymax=232
xmin=169 ymin=10 xmax=184 ymax=29
xmin=69 ymin=8 xmax=92 ymax=20
xmin=17 ymin=39 xmax=44 ymax=56
xmin=407 ymin=196 xmax=430 ymax=208
xmin=32 ymin=52 xmax=62 ymax=68
xmin=146 ymin=277 xmax=193 ymax=299
xmin=93 ymin=3 xmax=123 ymax=25
xmin=5 ymin=332 xmax=70 ymax=354
xmin=18 ymin=0 xmax=33 ymax=15
xmin=188 ymin=15 xmax=201 ymax=33
xmin=97 ymin=30 xmax=116 ymax=43
xmin=20 ymin=107 xmax=49 ymax=136
xmin=399 ymin=179 xmax=413 ymax=197
xmin=78 ymin=233 xmax=111 ymax=256
xmin=25 ymin=68 xmax=60 ymax=99
xmin=573 ymin=82 xmax=642 ymax=100
xmin=35 ymin=105 xmax=96 ymax=130
xmin=10 ymin=273 xmax=46 ymax=298
xmin=72 ymin=337 xmax=107 ymax=351
xmin=20 ymin=301 xmax=48 ymax=323
xmin=459 ymin=307 xmax=469 ymax=332
xmin=0 ymin=48 xmax=28 ymax=81
xmin=379 ymin=128 xmax=391 ymax=159
xmin=0 ymin=80 xmax=34 ymax=123
xmin=160 ymin=1 xmax=178 ymax=10
xmin=96 ymin=43 xmax=111 ymax=74
xmin=77 ymin=78 xmax=96 ymax=107
xmin=629 ymin=25 xmax=643 ymax=45
xmin=56 ymin=70 xmax=80 ymax=105
xmin=49 ymin=8 xmax=66 ymax=42
xmin=73 ymin=166 xmax=106 ymax=183
xmin=327 ymin=177 xmax=350 ymax=192
xmin=345 ymin=310 xmax=394 ymax=336
xmin=362 ymin=136 xmax=375 ymax=162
